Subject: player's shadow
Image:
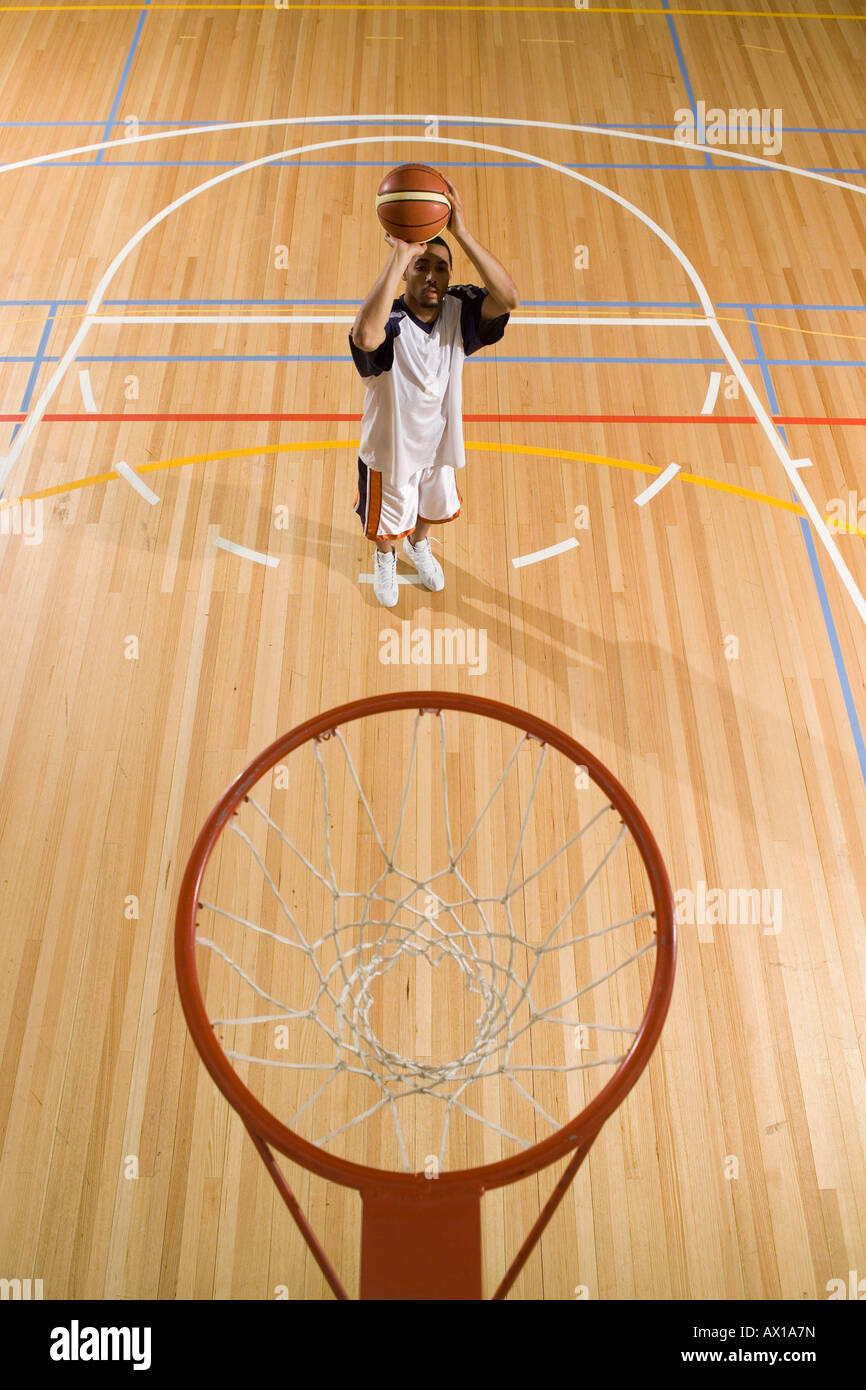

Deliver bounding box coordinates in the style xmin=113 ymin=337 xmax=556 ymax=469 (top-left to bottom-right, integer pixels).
xmin=282 ymin=512 xmax=602 ymax=672
xmin=275 ymin=516 xmax=846 ymax=830
xmin=313 ymin=522 xmax=846 ymax=831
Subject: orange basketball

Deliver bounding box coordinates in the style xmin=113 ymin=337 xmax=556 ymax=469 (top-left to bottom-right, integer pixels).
xmin=376 ymin=163 xmax=452 ymax=243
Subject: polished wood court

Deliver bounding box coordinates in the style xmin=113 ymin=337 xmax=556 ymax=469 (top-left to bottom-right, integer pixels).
xmin=0 ymin=1 xmax=865 ymax=1301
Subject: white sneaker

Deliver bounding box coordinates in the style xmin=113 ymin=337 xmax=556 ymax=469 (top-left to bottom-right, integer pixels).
xmin=403 ymin=536 xmax=444 ymax=591
xmin=373 ymin=547 xmax=399 ymax=607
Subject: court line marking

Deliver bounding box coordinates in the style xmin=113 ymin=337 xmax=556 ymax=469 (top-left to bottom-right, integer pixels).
xmin=700 ymin=371 xmax=721 ymax=415
xmin=3 ymin=411 xmax=864 ymax=426
xmin=9 ymin=302 xmax=866 ymax=349
xmin=359 ymin=572 xmax=423 ymax=585
xmin=95 ymin=4 xmax=149 ymax=165
xmin=9 ymin=352 xmax=866 ymax=367
xmin=16 ymin=158 xmax=866 ymax=177
xmin=2 ymin=113 xmax=865 ymax=196
xmin=214 ymin=535 xmax=279 ymax=566
xmin=634 ymin=461 xmax=680 ymax=506
xmin=512 ymin=537 xmax=580 ymax=567
xmin=1 ymin=121 xmax=864 ymax=626
xmin=78 ymin=369 xmax=98 ymax=413
xmin=8 ymin=301 xmax=58 ymax=453
xmin=746 ymin=310 xmax=866 ymax=786
xmin=4 ymin=437 xmax=864 ymax=539
xmin=115 ymin=458 xmax=160 ymax=503
xmin=5 ymin=120 xmax=865 ymax=133
xmin=663 ymin=0 xmax=712 ymax=172
xmin=0 ymin=5 xmax=861 ymax=20
xmin=91 ymin=313 xmax=711 ymax=328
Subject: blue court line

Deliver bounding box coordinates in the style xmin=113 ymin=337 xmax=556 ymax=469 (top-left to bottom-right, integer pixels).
xmin=27 ymin=160 xmax=866 ymax=176
xmin=745 ymin=308 xmax=866 ymax=789
xmin=23 ymin=154 xmax=866 ymax=176
xmin=1 ymin=301 xmax=57 ymax=495
xmin=95 ymin=2 xmax=150 ymax=166
xmin=4 ymin=354 xmax=864 ymax=367
xmin=9 ymin=303 xmax=57 ymax=443
xmin=4 ymin=298 xmax=862 ymax=787
xmin=662 ymin=0 xmax=712 ymax=171
xmin=3 ymin=297 xmax=866 ymax=313
xmin=2 ymin=354 xmax=733 ymax=365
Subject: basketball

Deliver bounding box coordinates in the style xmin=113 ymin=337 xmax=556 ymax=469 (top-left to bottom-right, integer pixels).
xmin=375 ymin=163 xmax=452 ymax=243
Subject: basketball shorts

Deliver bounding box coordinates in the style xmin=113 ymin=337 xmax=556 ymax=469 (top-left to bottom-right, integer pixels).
xmin=354 ymin=459 xmax=462 ymax=540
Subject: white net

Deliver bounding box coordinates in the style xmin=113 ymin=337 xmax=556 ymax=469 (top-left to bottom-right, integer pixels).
xmin=194 ymin=706 xmax=660 ymax=1175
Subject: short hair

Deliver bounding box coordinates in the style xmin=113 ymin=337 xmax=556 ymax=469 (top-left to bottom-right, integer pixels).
xmin=425 ymin=235 xmax=452 ymax=264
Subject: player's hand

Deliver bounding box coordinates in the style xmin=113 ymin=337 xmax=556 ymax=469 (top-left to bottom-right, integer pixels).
xmin=385 ymin=233 xmax=426 ymax=260
xmin=440 ymin=175 xmax=467 ymax=238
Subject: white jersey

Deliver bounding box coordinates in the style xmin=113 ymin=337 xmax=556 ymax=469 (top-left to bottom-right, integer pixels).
xmin=349 ymin=285 xmax=509 ymax=486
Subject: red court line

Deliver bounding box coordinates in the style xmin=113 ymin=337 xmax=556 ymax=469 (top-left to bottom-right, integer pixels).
xmin=1 ymin=412 xmax=864 ymax=425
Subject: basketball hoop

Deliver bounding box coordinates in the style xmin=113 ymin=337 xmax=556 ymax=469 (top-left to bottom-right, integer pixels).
xmin=175 ymin=691 xmax=676 ymax=1299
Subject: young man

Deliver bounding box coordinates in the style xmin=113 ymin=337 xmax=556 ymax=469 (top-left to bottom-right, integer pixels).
xmin=349 ymin=176 xmax=520 ymax=606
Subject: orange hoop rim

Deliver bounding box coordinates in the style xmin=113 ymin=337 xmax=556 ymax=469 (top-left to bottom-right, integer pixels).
xmin=175 ymin=690 xmax=676 ymax=1194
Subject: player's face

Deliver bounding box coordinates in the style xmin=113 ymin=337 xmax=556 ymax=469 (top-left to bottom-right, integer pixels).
xmin=404 ymin=247 xmax=451 ymax=310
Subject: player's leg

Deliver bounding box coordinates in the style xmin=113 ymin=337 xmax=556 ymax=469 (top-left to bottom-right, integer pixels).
xmin=402 ymin=466 xmax=460 ymax=592
xmin=354 ymin=458 xmax=418 ymax=607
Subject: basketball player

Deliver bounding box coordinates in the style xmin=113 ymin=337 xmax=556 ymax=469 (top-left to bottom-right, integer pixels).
xmin=350 ymin=175 xmax=519 ymax=606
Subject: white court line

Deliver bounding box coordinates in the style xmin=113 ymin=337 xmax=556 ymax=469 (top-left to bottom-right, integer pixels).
xmin=634 ymin=463 xmax=680 ymax=508
xmin=115 ymin=460 xmax=160 ymax=505
xmin=1 ymin=132 xmax=725 ymax=496
xmin=214 ymin=536 xmax=279 ymax=567
xmin=78 ymin=369 xmax=98 ymax=413
xmin=92 ymin=314 xmax=710 ymax=329
xmin=2 ymin=113 xmax=864 ymax=198
xmin=512 ymin=537 xmax=580 ymax=568
xmin=359 ymin=573 xmax=423 ymax=586
xmin=700 ymin=371 xmax=721 ymax=415
xmin=791 ymin=458 xmax=814 ymax=470
xmin=703 ymin=315 xmax=860 ymax=619
xmin=1 ymin=124 xmax=863 ymax=628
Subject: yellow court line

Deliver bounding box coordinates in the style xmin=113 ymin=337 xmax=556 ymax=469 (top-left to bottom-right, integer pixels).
xmin=2 ymin=435 xmax=864 ymax=538
xmin=0 ymin=4 xmax=862 ymax=18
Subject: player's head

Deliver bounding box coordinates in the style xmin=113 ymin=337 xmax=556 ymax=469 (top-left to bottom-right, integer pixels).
xmin=424 ymin=235 xmax=452 ymax=266
xmin=403 ymin=237 xmax=452 ymax=311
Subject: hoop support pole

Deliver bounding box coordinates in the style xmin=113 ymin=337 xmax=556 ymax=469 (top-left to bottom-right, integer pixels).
xmin=492 ymin=1128 xmax=602 ymax=1300
xmin=248 ymin=1129 xmax=350 ymax=1301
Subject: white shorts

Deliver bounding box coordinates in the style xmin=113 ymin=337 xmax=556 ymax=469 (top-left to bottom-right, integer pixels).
xmin=354 ymin=458 xmax=462 ymax=540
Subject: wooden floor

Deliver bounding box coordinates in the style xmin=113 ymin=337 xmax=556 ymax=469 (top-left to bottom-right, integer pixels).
xmin=0 ymin=1 xmax=865 ymax=1301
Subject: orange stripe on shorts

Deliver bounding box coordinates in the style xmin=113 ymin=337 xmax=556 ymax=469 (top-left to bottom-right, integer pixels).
xmin=366 ymin=467 xmax=382 ymax=539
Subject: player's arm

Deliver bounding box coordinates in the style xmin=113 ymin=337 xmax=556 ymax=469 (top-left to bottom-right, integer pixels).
xmin=441 ymin=176 xmax=520 ymax=318
xmin=351 ymin=236 xmax=423 ymax=351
